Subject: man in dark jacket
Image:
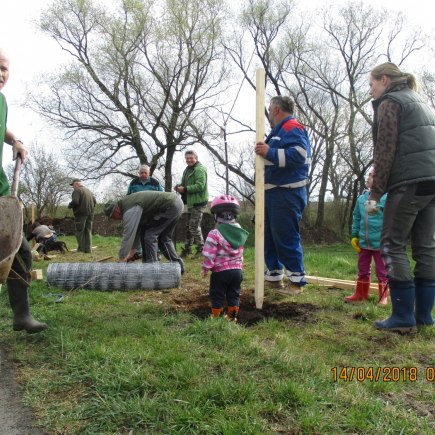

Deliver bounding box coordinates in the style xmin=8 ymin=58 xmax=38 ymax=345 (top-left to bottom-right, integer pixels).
xmin=127 ymin=164 xmax=163 ymax=195
xmin=68 ymin=179 xmax=96 ymax=253
xmin=104 ymin=191 xmax=184 ymax=273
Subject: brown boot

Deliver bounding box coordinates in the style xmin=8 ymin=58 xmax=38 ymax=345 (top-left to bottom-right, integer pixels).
xmin=276 ymin=283 xmax=303 ymax=295
xmin=211 ymin=307 xmax=224 ymax=318
xmin=378 ymin=282 xmax=389 ymax=305
xmin=265 ymin=280 xmax=285 ymax=289
xmin=344 ymin=278 xmax=370 ymax=303
xmin=226 ymin=306 xmax=239 ymax=322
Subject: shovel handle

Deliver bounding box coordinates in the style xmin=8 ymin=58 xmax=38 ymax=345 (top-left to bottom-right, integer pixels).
xmin=11 ymin=157 xmax=22 ymax=198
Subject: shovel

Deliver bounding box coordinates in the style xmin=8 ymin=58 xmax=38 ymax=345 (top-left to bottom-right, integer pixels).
xmin=0 ymin=157 xmax=24 ymax=283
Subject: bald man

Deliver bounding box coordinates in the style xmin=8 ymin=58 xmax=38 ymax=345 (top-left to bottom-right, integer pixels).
xmin=0 ymin=48 xmax=48 ymax=333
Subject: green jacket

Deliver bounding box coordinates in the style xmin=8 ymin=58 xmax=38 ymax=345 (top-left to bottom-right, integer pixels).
xmin=68 ymin=186 xmax=96 ymax=217
xmin=180 ymin=162 xmax=208 ymax=208
xmin=119 ymin=191 xmax=177 ymax=226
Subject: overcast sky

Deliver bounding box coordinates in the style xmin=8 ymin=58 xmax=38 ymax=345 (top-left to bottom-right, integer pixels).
xmin=1 ymin=0 xmax=434 ymax=187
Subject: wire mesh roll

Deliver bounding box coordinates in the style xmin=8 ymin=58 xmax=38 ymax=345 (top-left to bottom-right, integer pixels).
xmin=46 ymin=262 xmax=181 ymax=291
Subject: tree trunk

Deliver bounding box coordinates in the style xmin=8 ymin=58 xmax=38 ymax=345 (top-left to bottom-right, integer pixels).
xmin=164 ymin=147 xmax=176 ymax=192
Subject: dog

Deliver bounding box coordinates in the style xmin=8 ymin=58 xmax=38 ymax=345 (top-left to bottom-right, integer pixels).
xmin=38 ymin=240 xmax=69 ymax=255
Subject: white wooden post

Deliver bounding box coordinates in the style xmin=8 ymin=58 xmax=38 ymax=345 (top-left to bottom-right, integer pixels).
xmin=255 ymin=68 xmax=265 ymax=309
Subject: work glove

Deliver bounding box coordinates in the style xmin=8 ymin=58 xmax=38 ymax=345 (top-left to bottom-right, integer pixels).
xmin=364 ymin=199 xmax=379 ymax=215
xmin=351 ymin=237 xmax=361 ymax=253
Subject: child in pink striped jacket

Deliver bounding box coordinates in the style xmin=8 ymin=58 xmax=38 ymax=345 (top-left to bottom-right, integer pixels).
xmin=201 ymin=195 xmax=249 ymax=321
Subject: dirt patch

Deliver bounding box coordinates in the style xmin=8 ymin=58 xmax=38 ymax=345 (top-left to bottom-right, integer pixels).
xmin=129 ymin=281 xmax=319 ymax=327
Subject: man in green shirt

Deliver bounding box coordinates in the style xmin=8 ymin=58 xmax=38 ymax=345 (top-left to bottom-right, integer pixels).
xmin=174 ymin=150 xmax=208 ymax=258
xmin=0 ymin=48 xmax=47 ymax=333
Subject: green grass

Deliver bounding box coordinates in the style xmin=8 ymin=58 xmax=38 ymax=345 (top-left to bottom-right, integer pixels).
xmin=0 ymin=237 xmax=434 ymax=434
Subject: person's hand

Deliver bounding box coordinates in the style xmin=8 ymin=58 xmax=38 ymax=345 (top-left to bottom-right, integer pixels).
xmin=13 ymin=140 xmax=28 ymax=162
xmin=255 ymin=141 xmax=269 ymax=157
xmin=201 ymin=269 xmax=208 ymax=278
xmin=364 ymin=200 xmax=379 ymax=215
xmin=351 ymin=237 xmax=361 ymax=253
xmin=125 ymin=249 xmax=137 ymax=263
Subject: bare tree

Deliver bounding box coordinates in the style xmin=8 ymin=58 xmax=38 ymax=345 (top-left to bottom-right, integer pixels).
xmin=6 ymin=144 xmax=71 ymax=219
xmin=229 ymin=0 xmax=427 ymax=232
xmin=421 ymin=70 xmax=435 ymax=109
xmin=31 ymin=0 xmax=228 ymax=190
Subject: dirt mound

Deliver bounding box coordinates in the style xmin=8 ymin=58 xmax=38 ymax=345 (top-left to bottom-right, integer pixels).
xmin=188 ymin=294 xmax=318 ymax=327
xmin=129 ymin=278 xmax=319 ymax=327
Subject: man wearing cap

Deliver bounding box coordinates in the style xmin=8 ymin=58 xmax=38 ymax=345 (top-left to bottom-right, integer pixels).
xmin=68 ymin=179 xmax=96 ymax=253
xmin=104 ymin=191 xmax=184 ymax=273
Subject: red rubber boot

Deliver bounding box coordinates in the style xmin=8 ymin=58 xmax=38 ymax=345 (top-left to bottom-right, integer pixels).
xmin=378 ymin=282 xmax=389 ymax=305
xmin=344 ymin=278 xmax=370 ymax=303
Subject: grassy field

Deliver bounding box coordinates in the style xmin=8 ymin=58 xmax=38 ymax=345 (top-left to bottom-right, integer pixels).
xmin=0 ymin=235 xmax=434 ymax=434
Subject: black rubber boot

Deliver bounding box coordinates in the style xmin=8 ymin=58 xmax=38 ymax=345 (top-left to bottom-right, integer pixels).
xmin=7 ymin=284 xmax=48 ymax=334
xmin=192 ymin=245 xmax=203 ymax=259
xmin=180 ymin=246 xmax=192 ymax=258
xmin=159 ymin=241 xmax=185 ymax=275
xmin=7 ymin=238 xmax=48 ymax=334
xmin=414 ymin=278 xmax=435 ymax=325
xmin=374 ymin=281 xmax=416 ymax=333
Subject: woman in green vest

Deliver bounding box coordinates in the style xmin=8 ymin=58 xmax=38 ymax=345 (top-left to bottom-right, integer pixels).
xmin=367 ymin=62 xmax=435 ymax=333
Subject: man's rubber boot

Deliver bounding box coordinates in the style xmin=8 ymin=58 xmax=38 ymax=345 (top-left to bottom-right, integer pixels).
xmin=378 ymin=281 xmax=389 ymax=305
xmin=211 ymin=307 xmax=224 ymax=318
xmin=180 ymin=246 xmax=192 ymax=258
xmin=176 ymin=258 xmax=185 ymax=275
xmin=374 ymin=281 xmax=416 ymax=333
xmin=7 ymin=284 xmax=48 ymax=334
xmin=225 ymin=306 xmax=239 ymax=322
xmin=344 ymin=278 xmax=370 ymax=303
xmin=414 ymin=278 xmax=435 ymax=326
xmin=192 ymin=245 xmax=203 ymax=259
xmin=159 ymin=242 xmax=185 ymax=274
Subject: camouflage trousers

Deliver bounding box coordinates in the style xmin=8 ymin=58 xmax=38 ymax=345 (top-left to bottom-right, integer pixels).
xmin=185 ymin=205 xmax=205 ymax=248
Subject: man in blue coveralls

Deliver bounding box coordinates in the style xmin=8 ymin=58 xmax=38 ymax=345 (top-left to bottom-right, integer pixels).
xmin=255 ymin=96 xmax=311 ymax=295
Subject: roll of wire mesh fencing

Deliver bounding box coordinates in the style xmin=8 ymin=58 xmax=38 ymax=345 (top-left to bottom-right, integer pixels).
xmin=47 ymin=262 xmax=181 ymax=291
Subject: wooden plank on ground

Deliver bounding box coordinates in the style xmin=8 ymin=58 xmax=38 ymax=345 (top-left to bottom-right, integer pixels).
xmin=305 ymin=275 xmax=378 ymax=292
xmin=96 ymin=256 xmax=114 ymax=262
